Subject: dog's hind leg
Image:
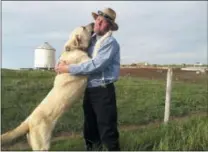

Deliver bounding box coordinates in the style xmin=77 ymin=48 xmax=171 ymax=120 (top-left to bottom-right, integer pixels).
xmin=26 ymin=133 xmax=31 ymax=147
xmin=29 ymin=127 xmax=43 ymax=150
xmin=39 ymin=124 xmax=53 ymax=150
xmin=30 ymin=121 xmax=54 ymax=150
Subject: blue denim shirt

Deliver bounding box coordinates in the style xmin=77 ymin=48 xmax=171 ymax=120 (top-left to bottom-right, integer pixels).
xmin=68 ymin=33 xmax=120 ymax=88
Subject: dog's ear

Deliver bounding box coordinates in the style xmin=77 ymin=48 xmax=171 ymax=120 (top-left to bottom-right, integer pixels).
xmin=65 ymin=45 xmax=70 ymax=51
xmin=64 ymin=40 xmax=71 ymax=51
xmin=74 ymin=34 xmax=81 ymax=47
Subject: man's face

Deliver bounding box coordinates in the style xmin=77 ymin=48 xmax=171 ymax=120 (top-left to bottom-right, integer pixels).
xmin=94 ymin=16 xmax=111 ymax=36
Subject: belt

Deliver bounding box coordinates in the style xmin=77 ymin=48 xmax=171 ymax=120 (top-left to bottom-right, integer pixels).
xmin=87 ymin=83 xmax=114 ymax=89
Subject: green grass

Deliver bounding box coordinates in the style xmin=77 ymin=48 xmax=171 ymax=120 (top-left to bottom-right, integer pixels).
xmin=17 ymin=115 xmax=207 ymax=151
xmin=1 ymin=69 xmax=207 ymax=150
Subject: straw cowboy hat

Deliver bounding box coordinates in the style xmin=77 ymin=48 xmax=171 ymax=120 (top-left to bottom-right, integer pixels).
xmin=92 ymin=8 xmax=119 ymax=31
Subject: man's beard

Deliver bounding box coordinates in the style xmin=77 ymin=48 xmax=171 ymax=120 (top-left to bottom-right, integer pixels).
xmin=94 ymin=28 xmax=109 ymax=36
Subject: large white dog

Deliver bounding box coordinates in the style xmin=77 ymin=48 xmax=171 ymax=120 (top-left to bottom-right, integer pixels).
xmin=1 ymin=23 xmax=112 ymax=150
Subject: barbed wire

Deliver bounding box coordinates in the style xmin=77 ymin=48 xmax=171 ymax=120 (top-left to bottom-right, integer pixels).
xmin=2 ymin=82 xmax=207 ymax=88
xmin=2 ymin=79 xmax=207 ymax=87
xmin=2 ymin=76 xmax=207 ymax=82
xmin=1 ymin=76 xmax=58 ymax=78
xmin=2 ymin=87 xmax=207 ymax=94
xmin=2 ymin=102 xmax=207 ymax=110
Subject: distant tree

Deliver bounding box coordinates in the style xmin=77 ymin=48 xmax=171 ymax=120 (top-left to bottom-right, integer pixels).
xmin=182 ymin=63 xmax=186 ymax=67
xmin=152 ymin=64 xmax=157 ymax=67
xmin=131 ymin=63 xmax=137 ymax=66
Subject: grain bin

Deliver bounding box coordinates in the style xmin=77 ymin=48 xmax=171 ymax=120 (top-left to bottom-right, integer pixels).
xmin=34 ymin=42 xmax=56 ymax=70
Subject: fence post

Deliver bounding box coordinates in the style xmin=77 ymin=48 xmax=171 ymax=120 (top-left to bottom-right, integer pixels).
xmin=164 ymin=68 xmax=173 ymax=124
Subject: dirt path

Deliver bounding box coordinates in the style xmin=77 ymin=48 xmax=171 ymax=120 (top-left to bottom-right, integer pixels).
xmin=1 ymin=112 xmax=207 ymax=151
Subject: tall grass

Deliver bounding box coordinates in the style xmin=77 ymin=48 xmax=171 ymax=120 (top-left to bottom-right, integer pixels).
xmin=48 ymin=115 xmax=208 ymax=151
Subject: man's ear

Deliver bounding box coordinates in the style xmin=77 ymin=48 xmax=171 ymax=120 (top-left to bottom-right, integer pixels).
xmin=74 ymin=34 xmax=81 ymax=47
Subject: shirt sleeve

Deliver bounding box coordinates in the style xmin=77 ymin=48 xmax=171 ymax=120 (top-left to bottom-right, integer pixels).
xmin=68 ymin=38 xmax=119 ymax=75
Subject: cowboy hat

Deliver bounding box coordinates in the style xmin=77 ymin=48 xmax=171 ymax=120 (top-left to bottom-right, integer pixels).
xmin=92 ymin=8 xmax=119 ymax=31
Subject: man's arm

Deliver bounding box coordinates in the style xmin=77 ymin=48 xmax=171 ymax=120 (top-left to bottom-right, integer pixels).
xmin=69 ymin=38 xmax=119 ymax=75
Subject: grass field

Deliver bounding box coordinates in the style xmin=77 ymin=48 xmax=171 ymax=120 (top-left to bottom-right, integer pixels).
xmin=1 ymin=69 xmax=208 ymax=150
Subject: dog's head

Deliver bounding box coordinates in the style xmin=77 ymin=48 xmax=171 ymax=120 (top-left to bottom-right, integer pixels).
xmin=65 ymin=23 xmax=94 ymax=51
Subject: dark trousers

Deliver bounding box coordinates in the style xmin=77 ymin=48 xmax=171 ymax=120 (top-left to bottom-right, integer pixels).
xmin=83 ymin=83 xmax=120 ymax=151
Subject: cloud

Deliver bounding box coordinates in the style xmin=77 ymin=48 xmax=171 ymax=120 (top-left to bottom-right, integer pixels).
xmin=2 ymin=1 xmax=207 ymax=68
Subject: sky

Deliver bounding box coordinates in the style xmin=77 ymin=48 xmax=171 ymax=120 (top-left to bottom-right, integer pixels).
xmin=2 ymin=1 xmax=208 ymax=69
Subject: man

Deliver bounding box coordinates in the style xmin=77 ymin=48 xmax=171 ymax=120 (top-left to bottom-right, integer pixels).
xmin=55 ymin=8 xmax=120 ymax=151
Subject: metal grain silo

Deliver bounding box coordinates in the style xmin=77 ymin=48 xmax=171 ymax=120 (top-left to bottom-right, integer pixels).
xmin=34 ymin=42 xmax=56 ymax=70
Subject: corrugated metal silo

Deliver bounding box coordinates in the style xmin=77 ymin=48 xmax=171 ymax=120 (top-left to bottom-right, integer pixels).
xmin=34 ymin=42 xmax=56 ymax=70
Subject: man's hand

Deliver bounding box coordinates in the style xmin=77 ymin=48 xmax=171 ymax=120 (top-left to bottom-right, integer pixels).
xmin=55 ymin=61 xmax=70 ymax=74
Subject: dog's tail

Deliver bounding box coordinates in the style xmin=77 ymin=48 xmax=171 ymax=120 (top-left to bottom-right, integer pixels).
xmin=1 ymin=121 xmax=29 ymax=145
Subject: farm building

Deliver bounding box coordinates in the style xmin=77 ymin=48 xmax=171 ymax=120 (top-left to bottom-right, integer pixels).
xmin=34 ymin=42 xmax=56 ymax=70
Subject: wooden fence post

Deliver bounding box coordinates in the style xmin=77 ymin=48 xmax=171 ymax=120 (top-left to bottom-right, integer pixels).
xmin=164 ymin=68 xmax=173 ymax=124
